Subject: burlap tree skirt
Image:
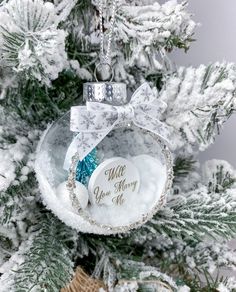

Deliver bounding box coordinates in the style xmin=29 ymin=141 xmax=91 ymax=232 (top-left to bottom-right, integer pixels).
xmin=62 ymin=267 xmax=173 ymax=291
xmin=61 ymin=267 xmax=107 ymax=292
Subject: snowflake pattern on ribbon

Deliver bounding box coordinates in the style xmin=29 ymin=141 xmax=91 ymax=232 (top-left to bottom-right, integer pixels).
xmin=64 ymin=83 xmax=172 ymax=168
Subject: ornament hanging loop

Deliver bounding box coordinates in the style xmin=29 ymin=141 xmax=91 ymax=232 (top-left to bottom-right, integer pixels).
xmin=96 ymin=0 xmax=117 ymax=82
xmin=94 ymin=62 xmax=114 ymax=82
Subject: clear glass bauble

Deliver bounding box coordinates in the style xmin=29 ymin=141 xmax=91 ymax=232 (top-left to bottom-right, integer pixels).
xmin=35 ymin=111 xmax=173 ymax=235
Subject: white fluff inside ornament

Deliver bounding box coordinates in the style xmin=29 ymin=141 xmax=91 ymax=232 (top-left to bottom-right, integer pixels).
xmin=56 ymin=181 xmax=89 ymax=211
xmin=35 ymin=117 xmax=172 ymax=234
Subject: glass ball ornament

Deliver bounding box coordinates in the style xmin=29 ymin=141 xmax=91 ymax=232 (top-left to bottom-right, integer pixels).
xmin=35 ymin=82 xmax=173 ymax=235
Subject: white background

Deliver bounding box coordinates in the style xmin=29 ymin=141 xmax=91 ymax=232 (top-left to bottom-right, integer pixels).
xmin=160 ymin=0 xmax=236 ymax=166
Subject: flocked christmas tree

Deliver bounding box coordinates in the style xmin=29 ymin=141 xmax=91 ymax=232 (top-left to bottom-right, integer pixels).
xmin=0 ymin=0 xmax=236 ymax=291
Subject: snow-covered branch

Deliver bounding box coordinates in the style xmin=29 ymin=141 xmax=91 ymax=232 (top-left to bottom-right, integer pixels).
xmin=0 ymin=0 xmax=70 ymax=85
xmin=160 ymin=62 xmax=236 ymax=153
xmin=0 ymin=213 xmax=77 ymax=292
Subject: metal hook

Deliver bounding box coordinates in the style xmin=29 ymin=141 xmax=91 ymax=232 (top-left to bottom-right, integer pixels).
xmin=94 ymin=62 xmax=114 ymax=82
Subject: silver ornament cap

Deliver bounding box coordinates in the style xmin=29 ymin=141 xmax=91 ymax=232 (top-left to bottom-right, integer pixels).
xmin=83 ymin=82 xmax=128 ymax=106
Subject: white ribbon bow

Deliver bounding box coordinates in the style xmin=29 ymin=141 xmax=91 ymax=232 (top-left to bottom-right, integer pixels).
xmin=64 ymin=83 xmax=171 ymax=170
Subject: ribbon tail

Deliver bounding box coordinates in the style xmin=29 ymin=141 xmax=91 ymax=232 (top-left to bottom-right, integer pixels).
xmin=134 ymin=116 xmax=173 ymax=147
xmin=63 ymin=130 xmax=109 ymax=171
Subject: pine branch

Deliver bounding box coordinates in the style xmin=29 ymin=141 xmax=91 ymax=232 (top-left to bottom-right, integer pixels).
xmin=176 ymin=270 xmax=231 ymax=292
xmin=0 ymin=106 xmax=40 ymax=226
xmin=0 ymin=106 xmax=42 ymax=275
xmin=2 ymin=69 xmax=83 ymax=125
xmin=55 ymin=0 xmax=77 ymax=23
xmin=0 ymin=212 xmax=77 ymax=292
xmin=147 ymin=187 xmax=236 ymax=240
xmin=216 ymin=277 xmax=236 ymax=292
xmin=116 ymin=1 xmax=196 ymax=67
xmin=0 ymin=0 xmax=70 ymax=85
xmin=160 ymin=62 xmax=236 ymax=153
xmin=135 ymin=159 xmax=236 ymax=244
xmin=147 ymin=236 xmax=236 ymax=283
xmin=80 ymin=226 xmax=236 ymax=291
xmin=65 ymin=0 xmax=197 ymax=82
xmin=173 ymin=156 xmax=196 ymax=183
xmin=203 ymin=159 xmax=236 ymax=194
xmin=88 ymin=250 xmax=181 ymax=291
xmin=0 ymin=173 xmax=38 ymax=226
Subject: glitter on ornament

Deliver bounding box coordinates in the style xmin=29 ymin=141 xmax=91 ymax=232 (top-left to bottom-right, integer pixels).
xmin=76 ymin=148 xmax=98 ymax=186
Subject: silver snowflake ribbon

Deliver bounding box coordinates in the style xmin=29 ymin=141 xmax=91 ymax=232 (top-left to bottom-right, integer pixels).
xmin=64 ymin=83 xmax=171 ymax=170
